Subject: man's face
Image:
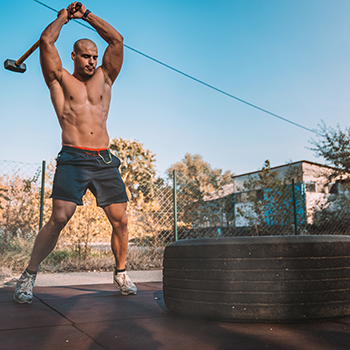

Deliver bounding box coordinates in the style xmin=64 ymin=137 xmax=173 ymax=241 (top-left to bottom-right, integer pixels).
xmin=72 ymin=42 xmax=98 ymax=77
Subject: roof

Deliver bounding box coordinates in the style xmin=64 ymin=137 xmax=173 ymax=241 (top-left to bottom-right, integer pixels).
xmin=204 ymin=160 xmax=339 ymax=202
xmin=232 ymin=160 xmax=337 ymax=179
xmin=203 ymin=183 xmax=233 ymax=202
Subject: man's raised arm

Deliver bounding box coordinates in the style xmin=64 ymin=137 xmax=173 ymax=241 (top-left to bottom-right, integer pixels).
xmin=40 ymin=9 xmax=69 ymax=87
xmin=67 ymin=2 xmax=124 ymax=85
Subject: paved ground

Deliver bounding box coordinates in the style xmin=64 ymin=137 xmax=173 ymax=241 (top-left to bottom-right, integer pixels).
xmin=33 ymin=270 xmax=163 ymax=286
xmin=1 ymin=271 xmax=350 ymax=350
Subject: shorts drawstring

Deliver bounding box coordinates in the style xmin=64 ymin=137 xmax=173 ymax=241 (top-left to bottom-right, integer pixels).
xmin=99 ymin=150 xmax=112 ymax=164
xmin=86 ymin=150 xmax=112 ymax=164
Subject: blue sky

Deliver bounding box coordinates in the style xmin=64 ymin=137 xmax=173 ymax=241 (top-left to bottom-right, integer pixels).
xmin=1 ymin=0 xmax=349 ymax=176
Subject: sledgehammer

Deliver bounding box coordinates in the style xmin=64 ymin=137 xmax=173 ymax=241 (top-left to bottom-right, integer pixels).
xmin=4 ymin=2 xmax=82 ymax=73
xmin=4 ymin=40 xmax=40 ymax=73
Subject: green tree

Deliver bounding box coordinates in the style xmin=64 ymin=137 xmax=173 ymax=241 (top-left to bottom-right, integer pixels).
xmin=309 ymin=123 xmax=350 ymax=231
xmin=167 ymin=153 xmax=233 ymax=198
xmin=309 ymin=122 xmax=350 ymax=179
xmin=166 ymin=153 xmax=233 ymax=229
xmin=0 ymin=188 xmax=9 ymax=210
xmin=109 ymin=137 xmax=157 ymax=201
xmin=312 ymin=179 xmax=350 ymax=234
xmin=110 ymin=138 xmax=172 ymax=242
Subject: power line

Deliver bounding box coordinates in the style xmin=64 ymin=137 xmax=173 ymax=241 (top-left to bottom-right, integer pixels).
xmin=33 ymin=0 xmax=321 ymax=136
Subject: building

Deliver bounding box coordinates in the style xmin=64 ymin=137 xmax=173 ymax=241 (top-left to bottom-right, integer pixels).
xmin=205 ymin=160 xmax=339 ymax=230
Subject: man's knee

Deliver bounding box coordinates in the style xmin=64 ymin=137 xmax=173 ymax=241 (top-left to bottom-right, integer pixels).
xmin=112 ymin=213 xmax=128 ymax=231
xmin=117 ymin=214 xmax=128 ymax=228
xmin=50 ymin=212 xmax=71 ymax=231
xmin=49 ymin=200 xmax=76 ymax=232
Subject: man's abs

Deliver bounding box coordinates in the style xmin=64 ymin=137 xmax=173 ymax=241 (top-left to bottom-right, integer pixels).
xmin=51 ymin=68 xmax=111 ymax=148
xmin=60 ymin=114 xmax=110 ymax=149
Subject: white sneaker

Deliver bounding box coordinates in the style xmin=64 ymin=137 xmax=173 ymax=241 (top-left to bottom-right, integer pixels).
xmin=13 ymin=270 xmax=37 ymax=304
xmin=113 ymin=271 xmax=137 ymax=295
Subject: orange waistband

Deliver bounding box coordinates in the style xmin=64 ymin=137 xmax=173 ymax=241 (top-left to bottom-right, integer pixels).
xmin=63 ymin=145 xmax=109 ymax=152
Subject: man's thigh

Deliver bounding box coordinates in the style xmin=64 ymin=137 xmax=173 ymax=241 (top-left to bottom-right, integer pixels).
xmin=51 ymin=198 xmax=77 ymax=222
xmin=103 ymin=202 xmax=128 ymax=224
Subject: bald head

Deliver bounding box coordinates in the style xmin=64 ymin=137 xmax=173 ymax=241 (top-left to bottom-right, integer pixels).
xmin=73 ymin=39 xmax=97 ymax=54
xmin=71 ymin=39 xmax=98 ymax=80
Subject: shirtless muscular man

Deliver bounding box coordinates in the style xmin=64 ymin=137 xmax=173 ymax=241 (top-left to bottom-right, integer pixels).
xmin=14 ymin=2 xmax=136 ymax=303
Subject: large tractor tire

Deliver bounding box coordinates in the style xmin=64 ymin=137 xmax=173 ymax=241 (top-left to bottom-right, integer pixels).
xmin=163 ymin=235 xmax=350 ymax=323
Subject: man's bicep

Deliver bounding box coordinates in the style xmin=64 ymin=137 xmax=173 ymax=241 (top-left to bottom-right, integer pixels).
xmin=102 ymin=43 xmax=123 ymax=84
xmin=39 ymin=41 xmax=63 ymax=86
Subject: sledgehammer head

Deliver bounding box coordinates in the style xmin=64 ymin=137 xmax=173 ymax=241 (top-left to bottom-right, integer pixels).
xmin=4 ymin=59 xmax=26 ymax=73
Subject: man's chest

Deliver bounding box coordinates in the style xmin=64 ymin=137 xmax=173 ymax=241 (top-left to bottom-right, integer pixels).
xmin=61 ymin=70 xmax=111 ymax=106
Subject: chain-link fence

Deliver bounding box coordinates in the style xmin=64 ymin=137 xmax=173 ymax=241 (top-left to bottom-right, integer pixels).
xmin=171 ymin=161 xmax=350 ymax=239
xmin=170 ymin=171 xmax=309 ymax=239
xmin=0 ymin=160 xmax=43 ymax=257
xmin=1 ymin=159 xmax=350 ymax=272
xmin=130 ymin=165 xmax=350 ymax=241
xmin=229 ymin=161 xmax=350 ymax=237
xmin=2 ymin=159 xmax=350 ymax=245
xmin=0 ymin=160 xmax=42 ymax=179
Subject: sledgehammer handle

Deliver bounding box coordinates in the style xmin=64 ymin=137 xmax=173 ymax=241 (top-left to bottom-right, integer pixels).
xmin=15 ymin=39 xmax=40 ymax=67
xmin=14 ymin=3 xmax=82 ymax=67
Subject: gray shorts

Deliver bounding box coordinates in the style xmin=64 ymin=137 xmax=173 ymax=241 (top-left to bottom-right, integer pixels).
xmin=51 ymin=146 xmax=128 ymax=207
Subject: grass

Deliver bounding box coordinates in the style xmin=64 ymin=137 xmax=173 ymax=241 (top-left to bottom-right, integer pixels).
xmin=41 ymin=245 xmax=164 ymax=272
xmin=0 ymin=236 xmax=164 ymax=283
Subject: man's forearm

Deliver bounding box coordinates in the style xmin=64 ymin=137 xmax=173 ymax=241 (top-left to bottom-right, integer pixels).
xmin=83 ymin=12 xmax=123 ymax=46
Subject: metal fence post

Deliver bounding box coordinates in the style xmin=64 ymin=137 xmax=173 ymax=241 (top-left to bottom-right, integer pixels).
xmin=39 ymin=160 xmax=46 ymax=230
xmin=232 ymin=178 xmax=236 ymax=228
xmin=173 ymin=169 xmax=178 ymax=241
xmin=292 ymin=179 xmax=298 ymax=235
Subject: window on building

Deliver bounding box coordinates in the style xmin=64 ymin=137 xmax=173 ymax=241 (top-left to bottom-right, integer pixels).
xmin=305 ymin=182 xmax=316 ymax=192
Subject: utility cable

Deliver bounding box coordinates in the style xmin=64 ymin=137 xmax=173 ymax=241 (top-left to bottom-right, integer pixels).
xmin=33 ymin=0 xmax=321 ymax=136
